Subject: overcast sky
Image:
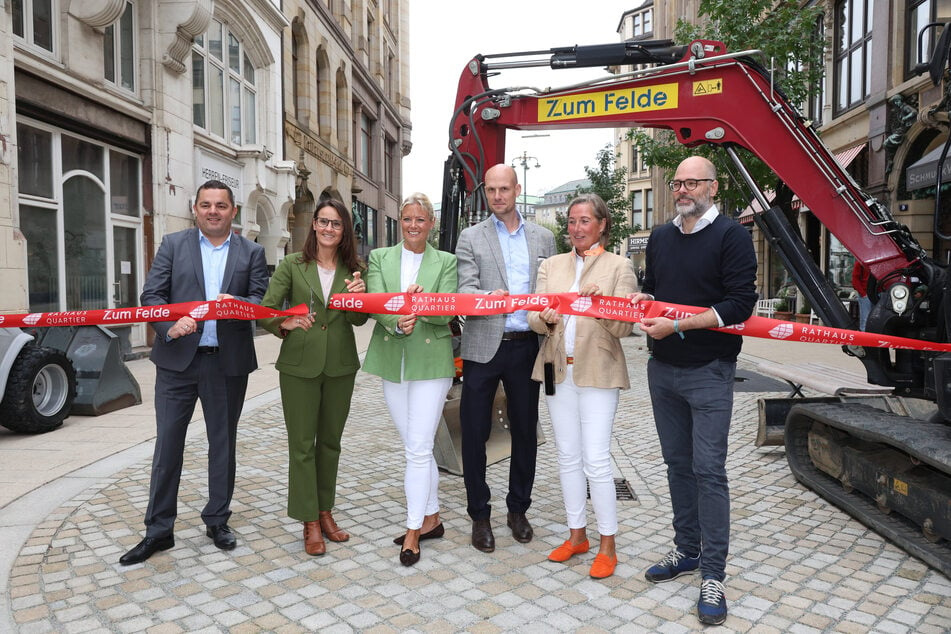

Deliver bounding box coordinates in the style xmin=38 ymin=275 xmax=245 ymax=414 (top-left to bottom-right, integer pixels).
xmin=401 ymin=1 xmax=639 ymax=203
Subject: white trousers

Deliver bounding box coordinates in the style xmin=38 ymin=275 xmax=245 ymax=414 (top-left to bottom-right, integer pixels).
xmin=383 ymin=377 xmax=453 ymax=529
xmin=546 ymin=366 xmax=619 ymax=536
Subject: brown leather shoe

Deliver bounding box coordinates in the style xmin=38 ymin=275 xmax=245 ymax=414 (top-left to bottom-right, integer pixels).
xmin=319 ymin=510 xmax=350 ymax=542
xmin=304 ymin=521 xmax=325 ymax=556
xmin=471 ymin=518 xmax=495 ymax=553
xmin=507 ymin=512 xmax=533 ymax=543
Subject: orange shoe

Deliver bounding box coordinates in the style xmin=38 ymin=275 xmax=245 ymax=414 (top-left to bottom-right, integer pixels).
xmin=589 ymin=552 xmax=618 ymax=578
xmin=548 ymin=539 xmax=590 ymax=562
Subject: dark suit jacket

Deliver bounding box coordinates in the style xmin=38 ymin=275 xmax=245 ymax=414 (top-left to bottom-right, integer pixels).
xmin=140 ymin=228 xmax=269 ymax=376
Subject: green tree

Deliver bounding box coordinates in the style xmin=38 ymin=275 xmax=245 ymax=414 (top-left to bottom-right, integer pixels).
xmin=629 ymin=0 xmax=825 ymax=214
xmin=555 ymin=145 xmax=637 ymax=254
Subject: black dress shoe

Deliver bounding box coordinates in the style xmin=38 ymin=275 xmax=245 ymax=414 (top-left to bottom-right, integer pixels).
xmin=206 ymin=524 xmax=237 ymax=550
xmin=471 ymin=518 xmax=495 ymax=553
xmin=399 ymin=546 xmax=421 ymax=566
xmin=507 ymin=512 xmax=533 ymax=543
xmin=393 ymin=522 xmax=445 ymax=545
xmin=119 ymin=535 xmax=174 ymax=565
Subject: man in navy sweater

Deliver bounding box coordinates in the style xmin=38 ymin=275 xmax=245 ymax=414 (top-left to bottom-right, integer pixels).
xmin=629 ymin=155 xmax=757 ymax=626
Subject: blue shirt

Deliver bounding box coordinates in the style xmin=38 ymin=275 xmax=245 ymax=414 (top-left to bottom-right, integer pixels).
xmin=493 ymin=213 xmax=531 ymax=332
xmin=198 ymin=231 xmax=232 ymax=347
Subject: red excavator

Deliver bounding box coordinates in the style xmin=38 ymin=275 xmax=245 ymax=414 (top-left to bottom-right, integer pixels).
xmin=438 ymin=37 xmax=951 ymax=576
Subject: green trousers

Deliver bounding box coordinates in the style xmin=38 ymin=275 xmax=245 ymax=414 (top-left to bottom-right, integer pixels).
xmin=279 ymin=372 xmax=356 ymax=521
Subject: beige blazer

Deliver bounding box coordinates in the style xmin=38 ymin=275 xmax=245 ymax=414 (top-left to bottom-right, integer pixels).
xmin=527 ymin=250 xmax=637 ymax=389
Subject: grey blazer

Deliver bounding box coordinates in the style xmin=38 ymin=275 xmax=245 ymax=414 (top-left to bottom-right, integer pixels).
xmin=456 ymin=216 xmax=557 ymax=363
xmin=141 ymin=228 xmax=269 ymax=376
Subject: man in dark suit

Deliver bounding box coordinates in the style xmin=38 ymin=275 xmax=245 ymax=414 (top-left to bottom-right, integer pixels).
xmin=120 ymin=180 xmax=269 ymax=565
xmin=456 ymin=164 xmax=556 ymax=553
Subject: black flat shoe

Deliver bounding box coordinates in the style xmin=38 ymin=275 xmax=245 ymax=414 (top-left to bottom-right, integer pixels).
xmin=393 ymin=522 xmax=445 ymax=545
xmin=206 ymin=524 xmax=237 ymax=550
xmin=119 ymin=535 xmax=174 ymax=565
xmin=399 ymin=546 xmax=421 ymax=567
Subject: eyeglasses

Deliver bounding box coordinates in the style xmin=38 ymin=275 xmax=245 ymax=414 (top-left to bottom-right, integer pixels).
xmin=315 ymin=217 xmax=343 ymax=230
xmin=667 ymin=178 xmax=715 ymax=191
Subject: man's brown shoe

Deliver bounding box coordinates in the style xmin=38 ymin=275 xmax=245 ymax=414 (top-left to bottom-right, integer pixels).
xmin=304 ymin=521 xmax=325 ymax=556
xmin=471 ymin=518 xmax=495 ymax=552
xmin=507 ymin=512 xmax=533 ymax=543
xmin=319 ymin=510 xmax=350 ymax=542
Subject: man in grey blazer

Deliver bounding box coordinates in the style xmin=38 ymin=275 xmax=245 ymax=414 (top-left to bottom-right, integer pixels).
xmin=120 ymin=180 xmax=269 ymax=565
xmin=456 ymin=164 xmax=557 ymax=552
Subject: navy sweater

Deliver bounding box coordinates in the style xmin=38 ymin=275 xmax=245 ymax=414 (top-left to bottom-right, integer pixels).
xmin=643 ymin=214 xmax=758 ymax=366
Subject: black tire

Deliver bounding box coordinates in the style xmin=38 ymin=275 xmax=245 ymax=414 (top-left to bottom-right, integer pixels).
xmin=0 ymin=346 xmax=77 ymax=434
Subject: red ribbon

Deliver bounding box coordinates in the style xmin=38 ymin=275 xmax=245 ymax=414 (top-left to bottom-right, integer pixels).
xmin=0 ymin=299 xmax=308 ymax=329
xmin=3 ymin=292 xmax=949 ymax=353
xmin=327 ymin=292 xmax=951 ymax=353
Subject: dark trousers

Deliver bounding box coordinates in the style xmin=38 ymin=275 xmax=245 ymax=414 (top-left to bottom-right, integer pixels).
xmin=145 ymin=352 xmax=248 ymax=538
xmin=647 ymin=357 xmax=734 ymax=581
xmin=460 ymin=337 xmax=540 ymax=520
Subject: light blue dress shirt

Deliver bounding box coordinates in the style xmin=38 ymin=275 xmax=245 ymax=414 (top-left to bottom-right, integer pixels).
xmin=198 ymin=231 xmax=232 ymax=347
xmin=493 ymin=213 xmax=531 ymax=332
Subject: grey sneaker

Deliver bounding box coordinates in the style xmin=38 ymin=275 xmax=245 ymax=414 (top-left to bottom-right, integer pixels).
xmin=644 ymin=548 xmax=700 ymax=583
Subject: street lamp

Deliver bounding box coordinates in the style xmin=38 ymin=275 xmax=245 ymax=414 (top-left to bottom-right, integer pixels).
xmin=510 ymin=150 xmax=541 ymax=217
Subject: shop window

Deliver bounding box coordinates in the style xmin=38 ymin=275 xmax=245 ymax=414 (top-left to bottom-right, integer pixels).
xmin=17 ymin=121 xmax=143 ymax=313
xmin=104 ymin=1 xmax=135 ymax=91
xmin=192 ymin=19 xmax=257 ymax=145
xmin=12 ymin=0 xmax=55 ymax=55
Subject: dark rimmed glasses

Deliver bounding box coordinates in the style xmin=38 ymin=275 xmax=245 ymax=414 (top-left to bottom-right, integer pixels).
xmin=667 ymin=178 xmax=714 ymax=191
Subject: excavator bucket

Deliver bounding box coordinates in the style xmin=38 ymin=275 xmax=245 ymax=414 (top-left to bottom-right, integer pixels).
xmin=32 ymin=325 xmax=141 ymax=416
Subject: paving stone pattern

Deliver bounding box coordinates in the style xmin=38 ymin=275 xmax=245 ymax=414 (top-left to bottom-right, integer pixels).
xmin=9 ymin=339 xmax=951 ymax=633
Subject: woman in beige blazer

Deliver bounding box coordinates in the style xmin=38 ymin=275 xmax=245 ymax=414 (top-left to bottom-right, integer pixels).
xmin=527 ymin=193 xmax=636 ymax=580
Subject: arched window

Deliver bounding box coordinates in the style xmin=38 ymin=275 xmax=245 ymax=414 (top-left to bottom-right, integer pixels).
xmin=291 ymin=19 xmax=309 ymax=124
xmin=192 ymin=19 xmax=257 ymax=145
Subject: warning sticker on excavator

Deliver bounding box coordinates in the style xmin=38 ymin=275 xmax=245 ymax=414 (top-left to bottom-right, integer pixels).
xmin=693 ymin=79 xmax=723 ymax=96
xmin=538 ymin=82 xmax=678 ymax=122
xmin=893 ymin=478 xmax=909 ymax=496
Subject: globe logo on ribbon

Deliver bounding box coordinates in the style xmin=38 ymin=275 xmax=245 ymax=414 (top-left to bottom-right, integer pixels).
xmin=385 ymin=295 xmax=405 ymax=312
xmin=570 ymin=296 xmax=592 ymax=314
xmin=768 ymin=323 xmax=794 ymax=340
xmin=24 ymin=313 xmax=43 ymax=325
xmin=190 ymin=303 xmax=210 ymax=320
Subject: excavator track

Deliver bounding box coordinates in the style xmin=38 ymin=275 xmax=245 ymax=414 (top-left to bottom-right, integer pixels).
xmin=785 ymin=401 xmax=951 ymax=577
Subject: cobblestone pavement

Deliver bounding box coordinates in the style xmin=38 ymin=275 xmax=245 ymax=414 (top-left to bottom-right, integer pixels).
xmin=8 ymin=337 xmax=951 ymax=633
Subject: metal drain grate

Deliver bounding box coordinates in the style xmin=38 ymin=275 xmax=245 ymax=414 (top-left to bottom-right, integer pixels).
xmin=586 ymin=478 xmax=638 ymax=501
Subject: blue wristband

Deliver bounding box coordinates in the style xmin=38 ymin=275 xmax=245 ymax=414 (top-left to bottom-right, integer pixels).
xmin=673 ymin=319 xmax=685 ymax=339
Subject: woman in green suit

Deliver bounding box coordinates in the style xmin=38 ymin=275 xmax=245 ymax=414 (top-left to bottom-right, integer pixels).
xmin=363 ymin=193 xmax=457 ymax=566
xmin=259 ymin=198 xmax=368 ymax=556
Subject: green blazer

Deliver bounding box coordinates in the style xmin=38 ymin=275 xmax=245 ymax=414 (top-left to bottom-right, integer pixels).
xmin=362 ymin=242 xmax=457 ymax=382
xmin=259 ymin=252 xmax=369 ymax=379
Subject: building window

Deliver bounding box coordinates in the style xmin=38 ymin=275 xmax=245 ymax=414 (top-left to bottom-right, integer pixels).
xmin=384 ymin=137 xmax=397 ymax=193
xmin=631 ymin=8 xmax=652 ymax=38
xmin=631 ymin=191 xmax=643 ymax=229
xmin=359 ymin=112 xmax=373 ymax=176
xmin=12 ymin=0 xmax=56 ymax=54
xmin=17 ymin=120 xmax=142 ymax=313
xmin=386 ymin=216 xmax=398 ymax=246
xmin=192 ymin=19 xmax=257 ymax=145
xmin=807 ymin=13 xmax=825 ymax=125
xmin=352 ymin=200 xmax=377 ymax=254
xmin=833 ymin=0 xmax=873 ymax=116
xmin=646 ymin=189 xmax=654 ymax=229
xmin=104 ymin=1 xmax=135 ymax=91
xmin=907 ymin=0 xmax=934 ymax=76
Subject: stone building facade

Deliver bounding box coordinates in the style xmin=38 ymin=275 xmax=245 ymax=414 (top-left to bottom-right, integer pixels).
xmin=282 ymin=0 xmax=410 ymax=259
xmin=1 ymin=0 xmax=410 ymax=349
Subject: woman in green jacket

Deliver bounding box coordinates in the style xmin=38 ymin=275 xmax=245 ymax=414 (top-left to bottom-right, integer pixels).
xmin=363 ymin=193 xmax=457 ymax=566
xmin=259 ymin=198 xmax=367 ymax=556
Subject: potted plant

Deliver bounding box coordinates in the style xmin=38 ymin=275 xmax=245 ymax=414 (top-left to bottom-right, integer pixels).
xmin=795 ymin=295 xmax=812 ymax=323
xmin=773 ymin=298 xmax=793 ymax=321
